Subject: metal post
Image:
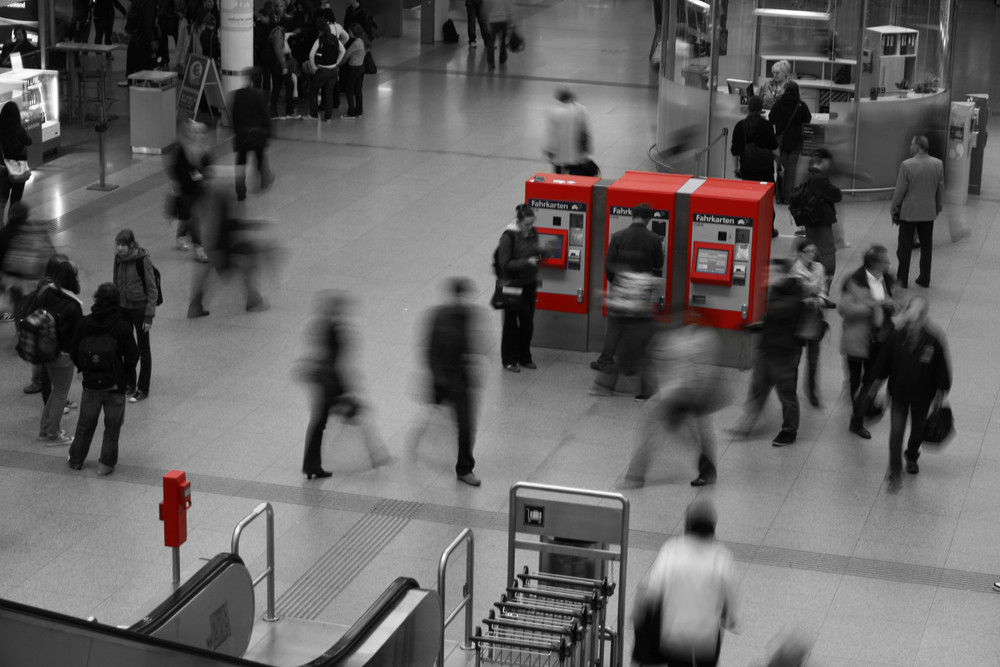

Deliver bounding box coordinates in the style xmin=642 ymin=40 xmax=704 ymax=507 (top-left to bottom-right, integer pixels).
xmin=87 ymin=63 xmax=118 ymax=192
xmin=232 ymin=502 xmax=278 ymax=622
xmin=171 ymin=547 xmax=180 ymax=585
xmin=437 ymin=528 xmax=475 ymax=667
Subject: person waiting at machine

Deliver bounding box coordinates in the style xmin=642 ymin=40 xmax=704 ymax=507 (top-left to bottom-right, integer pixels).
xmin=761 ymin=59 xmax=792 ymax=109
xmin=543 ymin=87 xmax=594 ymax=175
xmin=730 ymin=259 xmax=805 ymax=447
xmin=0 ymin=27 xmax=38 ymax=67
xmin=767 ymin=80 xmax=811 ymax=206
xmin=589 ymin=202 xmax=663 ymax=400
xmin=496 ymin=204 xmax=541 ymax=372
xmin=788 ymin=240 xmax=829 ymax=409
xmin=731 ymin=96 xmax=778 ymax=237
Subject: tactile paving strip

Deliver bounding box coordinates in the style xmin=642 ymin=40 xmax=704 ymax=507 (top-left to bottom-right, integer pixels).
xmin=2 ymin=449 xmax=996 ymax=595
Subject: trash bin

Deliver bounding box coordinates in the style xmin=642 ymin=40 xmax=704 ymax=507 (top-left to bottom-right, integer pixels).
xmin=128 ymin=70 xmax=178 ymax=154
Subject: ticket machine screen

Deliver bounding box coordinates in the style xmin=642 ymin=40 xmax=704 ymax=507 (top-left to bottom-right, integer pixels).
xmin=696 ymin=248 xmax=730 ymax=275
xmin=537 ymin=229 xmax=569 ymax=269
xmin=689 ymin=241 xmax=733 ymax=286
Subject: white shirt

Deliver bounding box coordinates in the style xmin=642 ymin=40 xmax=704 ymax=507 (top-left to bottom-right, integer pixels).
xmin=544 ymin=101 xmax=590 ymax=167
xmin=865 ymin=268 xmax=886 ymax=301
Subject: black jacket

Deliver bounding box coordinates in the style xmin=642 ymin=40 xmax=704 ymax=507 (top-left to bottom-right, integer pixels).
xmin=605 ymin=222 xmax=664 ymax=283
xmin=427 ymin=303 xmax=473 ymax=391
xmin=731 ymin=113 xmax=777 ymax=182
xmin=768 ymin=98 xmax=811 ymax=151
xmin=35 ymin=285 xmax=84 ymax=354
xmin=803 ymin=167 xmax=842 ymax=226
xmin=70 ymin=301 xmax=139 ymax=393
xmin=760 ymin=277 xmax=804 ymax=355
xmin=871 ymin=325 xmax=951 ymax=404
xmin=497 ymin=226 xmax=541 ymax=287
xmin=0 ymin=123 xmax=31 ymax=162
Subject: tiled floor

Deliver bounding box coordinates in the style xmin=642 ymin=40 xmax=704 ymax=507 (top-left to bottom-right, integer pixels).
xmin=2 ymin=0 xmax=1000 ymax=664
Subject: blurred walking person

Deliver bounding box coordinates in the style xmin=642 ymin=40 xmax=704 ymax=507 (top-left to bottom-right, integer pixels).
xmin=788 ymin=240 xmax=829 ymax=407
xmin=543 ymin=87 xmax=594 ymax=175
xmin=113 ymin=229 xmax=158 ymax=403
xmin=631 ymin=501 xmax=739 ymax=667
xmin=0 ymin=100 xmax=32 ymax=225
xmin=171 ymin=119 xmax=212 ymax=262
xmin=231 ymin=82 xmax=274 ymax=201
xmin=409 ymin=278 xmax=484 ymax=486
xmin=0 ymin=203 xmax=53 ymax=322
xmin=67 ymin=283 xmax=139 ymax=475
xmin=299 ymin=290 xmax=391 ymax=479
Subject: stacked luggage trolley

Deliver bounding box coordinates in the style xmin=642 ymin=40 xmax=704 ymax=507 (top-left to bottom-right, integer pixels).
xmin=470 ymin=483 xmax=630 ymax=667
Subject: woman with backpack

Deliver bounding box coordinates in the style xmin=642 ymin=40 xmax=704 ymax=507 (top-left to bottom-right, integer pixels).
xmin=731 ymin=96 xmax=778 ymax=237
xmin=33 ymin=260 xmax=83 ymax=446
xmin=113 ymin=229 xmax=159 ymax=403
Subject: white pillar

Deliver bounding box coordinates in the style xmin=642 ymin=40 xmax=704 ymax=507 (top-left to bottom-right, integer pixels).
xmin=220 ymin=0 xmax=254 ymax=98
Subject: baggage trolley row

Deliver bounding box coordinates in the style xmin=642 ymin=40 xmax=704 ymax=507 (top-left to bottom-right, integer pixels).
xmin=471 ymin=569 xmax=615 ymax=667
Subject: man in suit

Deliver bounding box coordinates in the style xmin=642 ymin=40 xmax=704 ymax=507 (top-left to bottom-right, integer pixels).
xmin=865 ymin=296 xmax=951 ymax=492
xmin=890 ymin=135 xmax=944 ymax=288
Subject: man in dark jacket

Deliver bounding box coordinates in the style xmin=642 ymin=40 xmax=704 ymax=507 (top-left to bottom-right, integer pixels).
xmin=734 ymin=261 xmax=804 ymax=446
xmin=800 ymin=148 xmax=842 ymax=281
xmin=413 ymin=278 xmax=483 ymax=486
xmin=67 ymin=283 xmax=139 ymax=475
xmin=732 ymin=96 xmax=778 ymax=237
xmin=231 ymin=82 xmax=273 ymax=201
xmin=590 ymin=203 xmax=664 ymax=399
xmin=865 ymin=296 xmax=950 ymax=492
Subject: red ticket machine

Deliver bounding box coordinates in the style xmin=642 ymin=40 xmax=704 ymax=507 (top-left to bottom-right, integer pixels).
xmin=525 ymin=173 xmax=601 ymax=351
xmin=603 ymin=172 xmax=691 ymax=319
xmin=685 ymin=178 xmax=772 ymax=332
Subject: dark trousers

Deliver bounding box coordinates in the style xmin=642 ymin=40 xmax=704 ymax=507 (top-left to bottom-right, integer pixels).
xmin=310 ymin=67 xmax=338 ymax=118
xmin=654 ymin=633 xmax=722 ymax=667
xmin=804 ymin=337 xmax=820 ymax=397
xmin=343 ymin=65 xmax=364 ymax=116
xmin=0 ymin=177 xmax=26 ymax=224
xmin=126 ymin=38 xmax=152 ymax=76
xmin=269 ymin=66 xmax=294 ymax=117
xmin=303 ymin=384 xmax=362 ymax=472
xmin=434 ymin=384 xmax=475 ymax=476
xmin=235 ymin=140 xmax=269 ymax=198
xmin=848 ymin=343 xmax=882 ymax=427
xmin=896 ymin=220 xmax=933 ymax=285
xmin=175 ymin=193 xmax=203 ymax=246
xmin=68 ymin=389 xmax=126 ymax=467
xmin=888 ymin=394 xmax=930 ymax=478
xmin=189 ymin=250 xmax=263 ymax=314
xmin=122 ymin=306 xmax=151 ymax=394
xmin=747 ymin=349 xmax=801 ymax=435
xmin=93 ymin=15 xmax=115 ymax=44
xmin=596 ymin=314 xmax=624 ymax=367
xmin=501 ymin=282 xmax=536 ymax=365
xmin=465 ymin=2 xmax=489 ymax=42
xmin=486 ymin=21 xmax=508 ymax=67
xmin=595 ymin=316 xmax=655 ymax=395
xmin=71 ymin=16 xmax=92 ymax=42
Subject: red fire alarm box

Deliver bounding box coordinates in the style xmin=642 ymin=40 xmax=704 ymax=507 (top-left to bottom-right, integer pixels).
xmin=158 ymin=470 xmax=192 ymax=548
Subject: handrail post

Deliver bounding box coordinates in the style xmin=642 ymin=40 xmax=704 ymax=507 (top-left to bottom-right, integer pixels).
xmin=231 ymin=502 xmax=278 ymax=622
xmin=437 ymin=528 xmax=474 ymax=667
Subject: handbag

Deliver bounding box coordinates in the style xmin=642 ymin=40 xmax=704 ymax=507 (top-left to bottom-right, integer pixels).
xmin=795 ymin=305 xmax=828 ymax=341
xmin=507 ymin=26 xmax=525 ymax=53
xmin=923 ymin=401 xmax=954 ymax=445
xmin=632 ymin=595 xmax=668 ymax=665
xmin=0 ymin=140 xmax=30 ymax=185
xmin=490 ymin=280 xmax=523 ymax=310
xmin=363 ymin=51 xmax=377 ymax=75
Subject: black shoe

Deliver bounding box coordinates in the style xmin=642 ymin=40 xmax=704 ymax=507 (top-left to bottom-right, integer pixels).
xmin=236 ymin=191 xmax=247 ymax=202
xmin=897 ymin=279 xmax=908 ymax=289
xmin=905 ymin=460 xmax=919 ymax=474
xmin=457 ymin=472 xmax=481 ymax=487
xmin=807 ymin=392 xmax=820 ymax=408
xmin=690 ymin=476 xmax=715 ymax=487
xmin=915 ymin=278 xmax=929 ymax=288
xmin=634 ymin=394 xmax=650 ymax=402
xmin=849 ymin=424 xmax=872 ymax=439
xmin=771 ymin=227 xmax=779 ymax=238
xmin=187 ymin=308 xmax=210 ymax=318
xmin=503 ymin=364 xmax=519 ymax=372
xmin=772 ymin=431 xmax=796 ymax=447
xmin=129 ymin=390 xmax=147 ymax=403
xmin=304 ymin=469 xmax=333 ymax=480
xmin=520 ymin=361 xmax=537 ymax=370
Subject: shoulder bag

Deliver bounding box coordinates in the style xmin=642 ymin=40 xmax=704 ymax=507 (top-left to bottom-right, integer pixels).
xmin=0 ymin=141 xmax=30 ymax=185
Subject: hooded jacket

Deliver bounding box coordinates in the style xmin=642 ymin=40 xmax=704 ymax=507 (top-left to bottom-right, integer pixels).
xmin=70 ymin=299 xmax=139 ymax=392
xmin=35 ymin=284 xmax=84 ymax=354
xmin=113 ymin=247 xmax=158 ymax=323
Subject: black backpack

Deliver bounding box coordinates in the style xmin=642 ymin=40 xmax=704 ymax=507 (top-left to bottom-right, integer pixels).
xmin=788 ymin=179 xmax=824 ymax=227
xmin=442 ymin=19 xmax=459 ymax=43
xmin=16 ymin=306 xmax=59 ymax=364
xmin=492 ymin=230 xmax=516 ymax=279
xmin=136 ymin=256 xmax=164 ymax=306
xmin=79 ymin=333 xmax=120 ymax=391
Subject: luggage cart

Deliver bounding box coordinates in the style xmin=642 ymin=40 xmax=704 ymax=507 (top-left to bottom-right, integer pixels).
xmin=505 ymin=582 xmax=602 ymax=666
xmin=482 ymin=610 xmax=586 ymax=666
xmin=471 ymin=627 xmax=575 ymax=667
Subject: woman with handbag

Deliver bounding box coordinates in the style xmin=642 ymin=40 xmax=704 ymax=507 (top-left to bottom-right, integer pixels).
xmin=496 ymin=204 xmax=540 ymax=372
xmin=0 ymin=101 xmax=31 ymax=226
xmin=768 ymin=80 xmax=811 ymax=205
xmin=788 ymin=240 xmax=829 ymax=408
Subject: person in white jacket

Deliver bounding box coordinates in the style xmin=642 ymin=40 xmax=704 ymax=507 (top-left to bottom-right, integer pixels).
xmin=631 ymin=501 xmax=739 ymax=666
xmin=543 ymin=87 xmax=593 ymax=174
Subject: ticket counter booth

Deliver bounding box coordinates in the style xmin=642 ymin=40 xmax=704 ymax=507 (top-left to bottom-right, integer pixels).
xmin=525 ymin=173 xmax=602 ymax=351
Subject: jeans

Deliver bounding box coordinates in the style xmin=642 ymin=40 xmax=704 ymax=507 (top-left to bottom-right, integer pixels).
xmin=40 ymin=353 xmax=75 ymax=438
xmin=887 ymin=394 xmax=929 ymax=478
xmin=343 ymin=65 xmax=364 ymax=116
xmin=804 ymin=337 xmax=820 ymax=398
xmin=777 ymin=148 xmax=801 ymax=203
xmin=847 ymin=351 xmax=879 ymax=427
xmin=501 ymin=282 xmax=536 ymax=365
xmin=465 ymin=1 xmax=489 ymax=42
xmin=0 ymin=177 xmax=26 ymax=224
xmin=93 ymin=14 xmax=115 ymax=44
xmin=68 ymin=390 xmax=126 ymax=467
xmin=269 ymin=66 xmax=295 ymax=117
xmin=434 ymin=384 xmax=476 ymax=475
xmin=487 ymin=21 xmax=508 ymax=67
xmin=310 ymin=67 xmax=338 ymax=119
xmin=596 ymin=315 xmax=624 ymax=367
xmin=235 ymin=139 xmax=270 ymax=198
xmin=896 ymin=220 xmax=934 ymax=285
xmin=745 ymin=348 xmax=801 ymax=435
xmin=122 ymin=307 xmax=151 ymax=394
xmin=594 ymin=317 xmax=656 ymax=396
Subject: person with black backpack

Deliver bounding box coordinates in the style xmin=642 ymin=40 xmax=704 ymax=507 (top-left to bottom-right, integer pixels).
xmin=789 ymin=148 xmax=842 ymax=282
xmin=113 ymin=229 xmax=159 ymax=404
xmin=731 ymin=96 xmax=779 ymax=237
xmin=67 ymin=283 xmax=139 ymax=476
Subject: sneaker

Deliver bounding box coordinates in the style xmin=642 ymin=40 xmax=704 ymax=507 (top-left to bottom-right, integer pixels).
xmin=618 ymin=475 xmax=644 ymax=489
xmin=503 ymin=364 xmax=519 ymax=373
xmin=886 ymin=474 xmax=902 ymax=493
xmin=128 ymin=390 xmax=147 ymax=403
xmin=992 ymin=582 xmax=1000 ymax=593
xmin=343 ymin=114 xmax=358 ymax=120
xmin=469 ymin=40 xmax=477 ymax=47
xmin=772 ymin=431 xmax=796 ymax=447
xmin=246 ymin=298 xmax=270 ymax=313
xmin=520 ymin=361 xmax=537 ymax=370
xmin=905 ymin=460 xmax=919 ymax=474
xmin=634 ymin=394 xmax=650 ymax=402
xmin=794 ymin=229 xmax=806 ymax=238
xmin=45 ymin=434 xmax=74 ymax=447
xmin=97 ymin=462 xmax=114 ymax=476
xmin=65 ymin=400 xmax=78 ymax=410
xmin=23 ymin=382 xmax=42 ymax=394
xmin=193 ymin=246 xmax=209 ymax=263
xmin=176 ymin=238 xmax=192 ymax=251
xmin=370 ymin=452 xmax=393 ymax=469
xmin=588 ymin=383 xmax=614 ymax=397
xmin=457 ymin=472 xmax=481 ymax=487
xmin=40 ymin=429 xmax=67 ymax=441
xmin=849 ymin=424 xmax=872 ymax=439
xmin=0 ymin=312 xmax=13 ymax=322
xmin=690 ymin=476 xmax=715 ymax=487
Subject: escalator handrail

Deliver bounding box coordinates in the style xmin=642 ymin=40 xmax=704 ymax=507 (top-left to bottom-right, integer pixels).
xmin=0 ymin=596 xmax=264 ymax=666
xmin=128 ymin=552 xmax=247 ymax=635
xmin=305 ymin=576 xmax=420 ymax=667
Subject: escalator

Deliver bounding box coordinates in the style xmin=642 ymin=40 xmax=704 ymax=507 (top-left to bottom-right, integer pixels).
xmin=0 ymin=553 xmax=441 ymax=667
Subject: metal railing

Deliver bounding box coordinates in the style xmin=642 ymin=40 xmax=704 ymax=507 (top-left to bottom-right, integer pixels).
xmin=231 ymin=502 xmax=278 ymax=622
xmin=437 ymin=528 xmax=474 ymax=667
xmin=694 ymin=127 xmax=729 ymax=178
